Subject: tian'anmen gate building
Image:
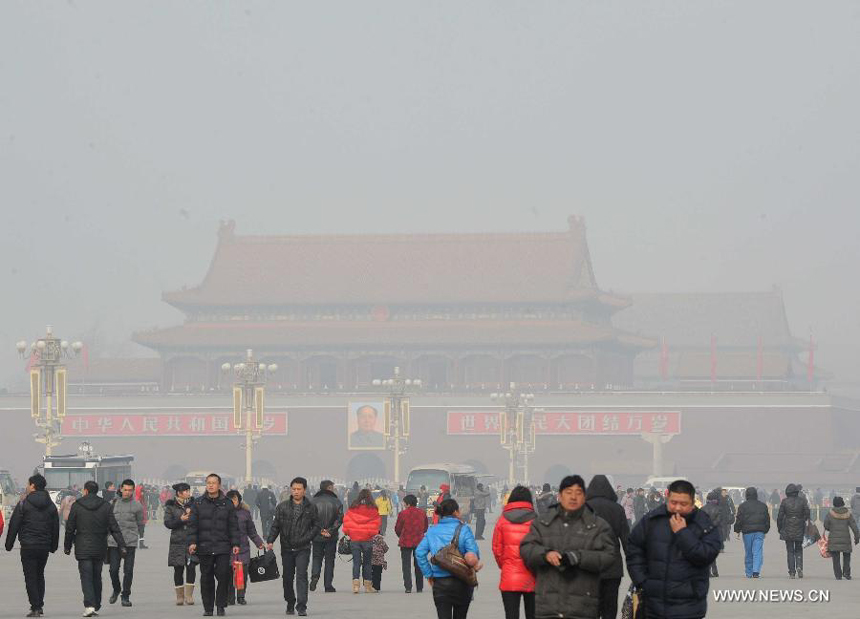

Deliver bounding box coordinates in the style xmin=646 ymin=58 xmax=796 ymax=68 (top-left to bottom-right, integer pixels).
xmin=134 ymin=217 xmax=655 ymax=392
xmin=5 ymin=215 xmax=852 ymax=488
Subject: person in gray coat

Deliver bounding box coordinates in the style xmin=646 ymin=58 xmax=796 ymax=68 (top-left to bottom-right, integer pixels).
xmin=823 ymin=497 xmax=860 ymax=580
xmin=777 ymin=484 xmax=810 ymax=579
xmin=107 ymin=479 xmax=145 ymax=607
xmin=850 ymin=488 xmax=860 ymax=529
xmin=164 ymin=483 xmax=198 ymax=605
xmin=473 ymin=483 xmax=491 ymax=540
xmin=520 ymin=475 xmax=618 ymax=619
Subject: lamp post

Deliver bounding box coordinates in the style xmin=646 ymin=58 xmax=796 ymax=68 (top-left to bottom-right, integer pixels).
xmin=491 ymin=384 xmax=536 ymax=486
xmin=372 ymin=366 xmax=421 ymax=485
xmin=16 ymin=326 xmax=82 ymax=456
xmin=222 ymin=349 xmax=277 ymax=484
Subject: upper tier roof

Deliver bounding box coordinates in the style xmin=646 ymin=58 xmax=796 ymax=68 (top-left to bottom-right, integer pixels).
xmin=613 ymin=290 xmax=803 ymax=350
xmin=163 ymin=217 xmax=628 ymax=310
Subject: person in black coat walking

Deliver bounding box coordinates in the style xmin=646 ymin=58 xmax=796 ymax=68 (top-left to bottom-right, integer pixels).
xmin=717 ymin=488 xmax=735 ymax=543
xmin=586 ymin=475 xmax=630 ymax=619
xmin=777 ymin=483 xmax=810 ymax=579
xmin=164 ymin=483 xmax=197 ymax=606
xmin=626 ymin=480 xmax=721 ymax=619
xmin=266 ymin=477 xmax=320 ymax=617
xmin=63 ymin=481 xmax=126 ymax=617
xmin=310 ymin=480 xmax=343 ymax=593
xmin=5 ymin=474 xmax=60 ymax=617
xmin=256 ymin=486 xmax=278 ymax=538
xmin=700 ymin=491 xmax=722 ymax=577
xmin=733 ymin=487 xmax=770 ymax=578
xmin=187 ymin=474 xmax=240 ymax=617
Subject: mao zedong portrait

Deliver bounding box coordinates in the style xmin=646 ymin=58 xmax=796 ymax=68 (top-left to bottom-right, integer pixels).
xmin=349 ymin=404 xmax=385 ymax=449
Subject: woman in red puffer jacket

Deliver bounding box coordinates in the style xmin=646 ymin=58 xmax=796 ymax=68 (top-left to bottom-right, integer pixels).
xmin=492 ymin=486 xmax=537 ymax=619
xmin=342 ymin=489 xmax=381 ymax=593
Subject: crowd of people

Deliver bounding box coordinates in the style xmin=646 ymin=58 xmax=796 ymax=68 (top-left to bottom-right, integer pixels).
xmin=3 ymin=472 xmax=860 ymax=619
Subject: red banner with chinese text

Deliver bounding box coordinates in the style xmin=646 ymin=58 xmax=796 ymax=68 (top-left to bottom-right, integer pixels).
xmin=61 ymin=413 xmax=288 ymax=437
xmin=447 ymin=410 xmax=680 ymax=435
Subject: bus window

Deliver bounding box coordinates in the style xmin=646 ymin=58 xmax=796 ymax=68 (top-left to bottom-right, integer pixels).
xmin=405 ymin=469 xmax=449 ymax=492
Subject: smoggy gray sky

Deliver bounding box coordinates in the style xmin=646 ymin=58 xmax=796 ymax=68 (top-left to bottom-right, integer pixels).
xmin=1 ymin=2 xmax=858 ymax=389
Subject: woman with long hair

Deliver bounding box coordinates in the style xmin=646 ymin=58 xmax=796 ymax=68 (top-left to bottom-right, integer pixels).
xmin=492 ymin=486 xmax=536 ymax=619
xmin=342 ymin=489 xmax=381 ymax=593
xmin=416 ymin=498 xmax=482 ymax=619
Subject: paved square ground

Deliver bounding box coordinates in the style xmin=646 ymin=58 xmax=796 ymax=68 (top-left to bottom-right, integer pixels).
xmin=1 ymin=511 xmax=856 ymax=618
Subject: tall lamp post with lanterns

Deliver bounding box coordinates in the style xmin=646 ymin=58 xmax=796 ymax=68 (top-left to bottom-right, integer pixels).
xmin=491 ymin=384 xmax=536 ymax=486
xmin=222 ymin=349 xmax=277 ymax=484
xmin=16 ymin=326 xmax=82 ymax=456
xmin=372 ymin=366 xmax=421 ymax=485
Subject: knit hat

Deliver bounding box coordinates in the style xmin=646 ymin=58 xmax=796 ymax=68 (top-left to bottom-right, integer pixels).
xmin=558 ymin=475 xmax=586 ymax=493
xmin=172 ymin=482 xmax=190 ymax=493
xmin=833 ymin=496 xmax=845 ymax=508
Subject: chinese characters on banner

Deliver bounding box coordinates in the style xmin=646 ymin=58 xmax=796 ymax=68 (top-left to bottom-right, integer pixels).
xmin=447 ymin=410 xmax=681 ymax=435
xmin=61 ymin=412 xmax=288 ymax=437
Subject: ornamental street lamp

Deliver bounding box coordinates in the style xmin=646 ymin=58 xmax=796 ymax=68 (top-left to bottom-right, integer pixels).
xmin=16 ymin=326 xmax=83 ymax=456
xmin=491 ymin=384 xmax=536 ymax=486
xmin=222 ymin=349 xmax=277 ymax=484
xmin=372 ymin=366 xmax=421 ymax=485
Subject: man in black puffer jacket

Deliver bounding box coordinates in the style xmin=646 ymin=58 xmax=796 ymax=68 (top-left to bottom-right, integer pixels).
xmin=309 ymin=480 xmax=343 ymax=593
xmin=627 ymin=480 xmax=721 ymax=619
xmin=64 ymin=481 xmax=126 ymax=616
xmin=586 ymin=474 xmax=630 ymax=619
xmin=777 ymin=483 xmax=810 ymax=579
xmin=187 ymin=473 xmax=240 ymax=617
xmin=733 ymin=487 xmax=770 ymax=578
xmin=5 ymin=474 xmax=60 ymax=617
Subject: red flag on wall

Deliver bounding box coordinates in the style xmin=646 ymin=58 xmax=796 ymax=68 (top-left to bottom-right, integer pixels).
xmin=659 ymin=337 xmax=669 ymax=380
xmin=710 ymin=334 xmax=717 ymax=384
xmin=24 ymin=349 xmax=36 ymax=374
xmin=756 ymin=336 xmax=763 ymax=382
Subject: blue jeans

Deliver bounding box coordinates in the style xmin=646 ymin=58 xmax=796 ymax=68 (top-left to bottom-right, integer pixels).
xmin=351 ymin=541 xmax=372 ymax=581
xmin=743 ymin=532 xmax=765 ymax=576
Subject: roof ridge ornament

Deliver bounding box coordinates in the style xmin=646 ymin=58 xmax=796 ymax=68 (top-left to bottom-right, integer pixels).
xmin=219 ymin=219 xmax=237 ymax=239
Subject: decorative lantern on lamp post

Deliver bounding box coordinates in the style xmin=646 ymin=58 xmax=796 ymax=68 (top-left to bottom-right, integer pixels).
xmin=16 ymin=326 xmax=82 ymax=456
xmin=222 ymin=349 xmax=277 ymax=484
xmin=491 ymin=383 xmax=536 ymax=486
xmin=372 ymin=366 xmax=421 ymax=485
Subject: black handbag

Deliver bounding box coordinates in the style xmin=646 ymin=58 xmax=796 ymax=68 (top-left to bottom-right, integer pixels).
xmin=338 ymin=535 xmax=352 ymax=556
xmin=248 ymin=550 xmax=280 ymax=583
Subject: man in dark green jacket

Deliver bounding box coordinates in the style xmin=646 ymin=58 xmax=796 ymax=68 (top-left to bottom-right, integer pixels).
xmin=520 ymin=475 xmax=618 ymax=619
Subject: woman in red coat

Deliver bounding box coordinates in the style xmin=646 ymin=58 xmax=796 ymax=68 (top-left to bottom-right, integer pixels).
xmin=492 ymin=486 xmax=536 ymax=619
xmin=342 ymin=489 xmax=381 ymax=593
